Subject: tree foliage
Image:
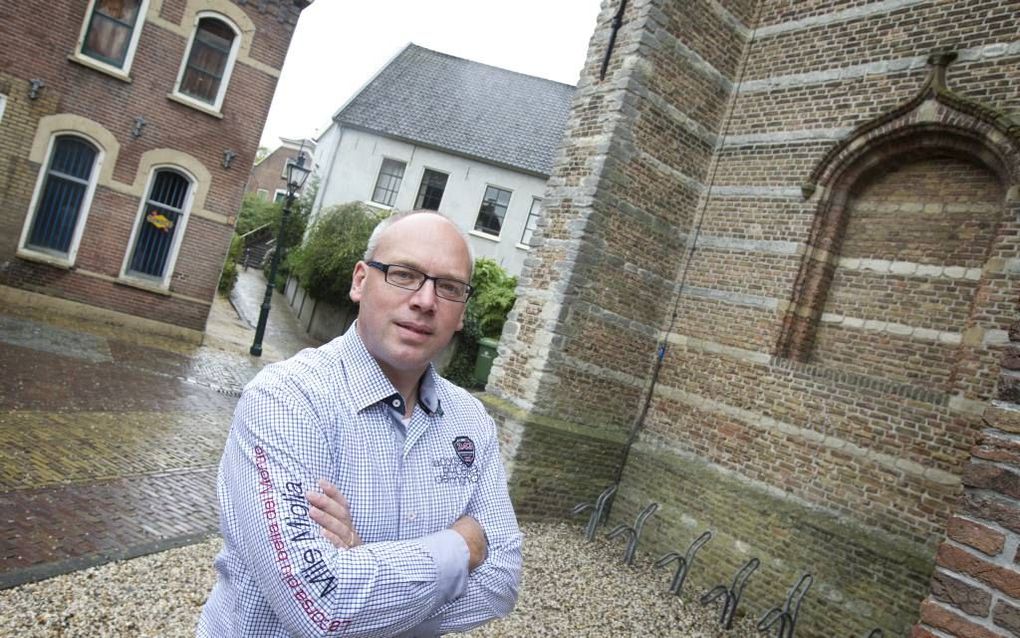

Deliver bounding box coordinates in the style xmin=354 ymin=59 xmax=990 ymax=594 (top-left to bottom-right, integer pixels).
xmin=287 ymin=202 xmax=381 ymax=302
xmin=444 ymin=258 xmax=518 ymax=388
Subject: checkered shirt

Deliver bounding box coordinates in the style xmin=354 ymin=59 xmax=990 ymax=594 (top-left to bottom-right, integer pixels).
xmin=197 ymin=326 xmax=522 ymax=637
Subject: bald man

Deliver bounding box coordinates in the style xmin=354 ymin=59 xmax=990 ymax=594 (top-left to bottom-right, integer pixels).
xmin=199 ymin=210 xmax=522 ymax=637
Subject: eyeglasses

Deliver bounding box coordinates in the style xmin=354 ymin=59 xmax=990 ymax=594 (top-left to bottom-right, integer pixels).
xmin=367 ymin=261 xmax=474 ymax=303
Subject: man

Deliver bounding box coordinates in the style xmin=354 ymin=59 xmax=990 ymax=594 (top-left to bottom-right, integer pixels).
xmin=198 ymin=210 xmax=523 ymax=637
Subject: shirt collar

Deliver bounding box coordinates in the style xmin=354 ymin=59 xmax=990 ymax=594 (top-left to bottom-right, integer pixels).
xmin=340 ymin=322 xmax=443 ymax=417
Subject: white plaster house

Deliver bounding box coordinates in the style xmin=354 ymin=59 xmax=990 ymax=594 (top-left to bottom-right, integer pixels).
xmin=308 ymin=43 xmax=576 ymax=276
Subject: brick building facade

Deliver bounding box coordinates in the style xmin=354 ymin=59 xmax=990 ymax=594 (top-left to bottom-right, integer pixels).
xmin=0 ymin=0 xmax=310 ymax=334
xmin=246 ymin=136 xmax=314 ymax=203
xmin=485 ymin=1 xmax=1020 ymax=635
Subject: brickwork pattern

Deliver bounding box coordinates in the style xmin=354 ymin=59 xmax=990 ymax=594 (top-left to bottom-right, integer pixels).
xmin=489 ymin=0 xmax=1020 ymax=635
xmin=0 ymin=1 xmax=304 ymax=330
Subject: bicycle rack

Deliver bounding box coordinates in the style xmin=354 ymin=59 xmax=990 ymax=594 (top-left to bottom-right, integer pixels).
xmin=606 ymin=502 xmax=659 ymax=565
xmin=570 ymin=483 xmax=618 ymax=541
xmin=701 ymin=557 xmax=760 ymax=629
xmin=654 ymin=530 xmax=713 ymax=596
xmin=757 ymin=573 xmax=812 ymax=638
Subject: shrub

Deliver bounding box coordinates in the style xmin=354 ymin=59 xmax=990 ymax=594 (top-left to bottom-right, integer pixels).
xmin=444 ymin=258 xmax=517 ymax=388
xmin=218 ymin=234 xmax=244 ymax=295
xmin=287 ymin=202 xmax=381 ymax=302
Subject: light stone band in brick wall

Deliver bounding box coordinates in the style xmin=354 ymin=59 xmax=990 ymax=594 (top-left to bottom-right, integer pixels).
xmin=684 ymin=234 xmax=802 ymax=255
xmin=709 ymin=185 xmax=805 ymax=199
xmin=755 ymin=0 xmax=932 ymax=37
xmin=740 ymin=40 xmax=1020 ymax=93
xmin=683 ymin=286 xmax=780 ymax=311
xmin=639 ymin=149 xmax=706 ymax=193
xmin=722 ymin=127 xmax=854 ymax=148
xmin=837 ymin=258 xmax=984 ymax=281
xmin=652 ymin=384 xmax=961 ymax=486
xmin=819 ymin=313 xmax=963 ymax=345
xmin=656 ymin=22 xmax=733 ymax=89
xmin=706 ymin=0 xmax=751 ymax=40
xmin=643 ymin=90 xmax=720 ymax=148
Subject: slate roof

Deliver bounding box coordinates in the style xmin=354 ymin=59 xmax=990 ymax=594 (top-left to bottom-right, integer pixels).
xmin=333 ymin=44 xmax=576 ymax=176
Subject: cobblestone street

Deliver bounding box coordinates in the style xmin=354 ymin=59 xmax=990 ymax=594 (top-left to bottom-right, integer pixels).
xmin=0 ymin=271 xmax=321 ymax=589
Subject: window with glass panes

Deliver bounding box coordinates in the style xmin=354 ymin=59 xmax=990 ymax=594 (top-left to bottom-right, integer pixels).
xmin=179 ymin=17 xmax=235 ymax=105
xmin=82 ymin=0 xmax=142 ymax=68
xmin=473 ymin=186 xmax=512 ymax=236
xmin=25 ymin=136 xmax=99 ymax=257
xmin=520 ymin=197 xmax=542 ymax=246
xmin=126 ymin=169 xmax=191 ymax=281
xmin=414 ymin=170 xmax=448 ymax=211
xmin=372 ymin=159 xmax=406 ymax=206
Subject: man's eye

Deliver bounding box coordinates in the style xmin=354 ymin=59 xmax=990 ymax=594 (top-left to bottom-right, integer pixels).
xmin=438 ymin=281 xmax=463 ymax=296
xmin=390 ymin=270 xmax=418 ymax=284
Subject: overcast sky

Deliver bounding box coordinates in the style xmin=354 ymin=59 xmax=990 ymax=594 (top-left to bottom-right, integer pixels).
xmin=258 ymin=0 xmax=605 ymax=149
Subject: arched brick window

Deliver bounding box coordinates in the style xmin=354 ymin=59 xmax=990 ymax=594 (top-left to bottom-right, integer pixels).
xmin=78 ymin=0 xmax=149 ymax=73
xmin=122 ymin=168 xmax=194 ymax=287
xmin=173 ymin=14 xmax=240 ymax=111
xmin=20 ymin=134 xmax=102 ymax=265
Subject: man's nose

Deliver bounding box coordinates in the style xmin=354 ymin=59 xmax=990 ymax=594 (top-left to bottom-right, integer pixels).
xmin=409 ymin=279 xmax=439 ymax=310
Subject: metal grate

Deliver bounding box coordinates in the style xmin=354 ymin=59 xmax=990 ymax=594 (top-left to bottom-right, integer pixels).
xmin=127 ymin=169 xmax=190 ymax=279
xmin=27 ymin=136 xmax=98 ymax=255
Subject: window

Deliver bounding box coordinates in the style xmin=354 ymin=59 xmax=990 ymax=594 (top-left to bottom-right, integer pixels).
xmin=79 ymin=0 xmax=145 ymax=71
xmin=414 ymin=169 xmax=448 ymax=210
xmin=372 ymin=159 xmax=406 ymax=207
xmin=256 ymin=189 xmax=268 ymax=200
xmin=474 ymin=186 xmax=512 ymax=237
xmin=274 ymin=189 xmax=287 ymax=204
xmin=520 ymin=197 xmax=542 ymax=247
xmin=124 ymin=168 xmax=192 ymax=284
xmin=175 ymin=15 xmax=239 ymax=109
xmin=0 ymin=94 xmax=6 ymax=124
xmin=22 ymin=135 xmax=101 ymax=261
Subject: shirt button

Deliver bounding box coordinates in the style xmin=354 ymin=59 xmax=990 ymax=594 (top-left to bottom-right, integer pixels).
xmin=406 ymin=513 xmax=417 ymax=522
xmin=392 ymin=399 xmax=401 ymax=407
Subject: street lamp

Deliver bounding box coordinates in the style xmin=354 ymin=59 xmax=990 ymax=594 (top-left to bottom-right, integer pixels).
xmin=249 ymin=153 xmax=311 ymax=356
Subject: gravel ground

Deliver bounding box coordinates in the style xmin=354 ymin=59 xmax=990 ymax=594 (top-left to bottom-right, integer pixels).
xmin=0 ymin=522 xmax=759 ymax=637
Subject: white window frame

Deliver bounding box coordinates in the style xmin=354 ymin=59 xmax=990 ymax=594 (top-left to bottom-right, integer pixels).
xmin=119 ymin=165 xmax=196 ymax=289
xmin=414 ymin=167 xmax=450 ymax=211
xmin=370 ymin=157 xmax=407 ymax=208
xmin=18 ymin=132 xmax=104 ymax=268
xmin=273 ymin=189 xmax=288 ymax=203
xmin=73 ymin=0 xmax=151 ymax=79
xmin=171 ymin=11 xmax=241 ymax=114
xmin=256 ymin=188 xmax=269 ymax=200
xmin=0 ymin=94 xmax=7 ymax=124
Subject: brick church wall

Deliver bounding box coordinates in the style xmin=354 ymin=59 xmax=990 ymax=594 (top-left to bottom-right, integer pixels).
xmin=487 ymin=0 xmax=1020 ymax=635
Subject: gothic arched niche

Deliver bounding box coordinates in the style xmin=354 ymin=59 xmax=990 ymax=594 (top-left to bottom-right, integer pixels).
xmin=778 ymin=53 xmax=1020 ymax=404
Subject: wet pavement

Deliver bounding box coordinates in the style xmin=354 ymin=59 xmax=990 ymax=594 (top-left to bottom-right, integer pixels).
xmin=0 ymin=270 xmax=322 ymax=588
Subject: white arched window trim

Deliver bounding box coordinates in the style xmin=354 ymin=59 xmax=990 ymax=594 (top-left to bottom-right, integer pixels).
xmin=119 ymin=165 xmax=197 ymax=290
xmin=73 ymin=0 xmax=151 ymax=80
xmin=17 ymin=132 xmax=105 ymax=268
xmin=170 ymin=11 xmax=241 ymax=114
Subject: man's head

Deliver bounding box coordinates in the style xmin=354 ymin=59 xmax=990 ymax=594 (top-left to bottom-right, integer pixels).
xmin=350 ymin=210 xmax=473 ymax=389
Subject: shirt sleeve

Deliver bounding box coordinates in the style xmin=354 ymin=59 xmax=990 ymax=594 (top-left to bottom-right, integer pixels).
xmin=222 ymin=382 xmax=467 ymax=638
xmin=430 ymin=415 xmax=524 ymax=634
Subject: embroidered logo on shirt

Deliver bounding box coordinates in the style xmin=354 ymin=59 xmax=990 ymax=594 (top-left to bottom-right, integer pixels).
xmin=453 ymin=436 xmax=476 ymax=467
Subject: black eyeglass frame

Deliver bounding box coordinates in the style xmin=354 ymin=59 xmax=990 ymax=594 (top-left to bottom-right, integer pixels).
xmin=366 ymin=261 xmax=474 ymax=302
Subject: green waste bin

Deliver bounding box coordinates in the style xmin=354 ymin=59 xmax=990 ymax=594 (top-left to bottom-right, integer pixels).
xmin=472 ymin=338 xmax=499 ymax=387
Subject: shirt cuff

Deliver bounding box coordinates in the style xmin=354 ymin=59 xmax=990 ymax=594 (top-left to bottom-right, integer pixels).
xmin=419 ymin=529 xmax=469 ymax=605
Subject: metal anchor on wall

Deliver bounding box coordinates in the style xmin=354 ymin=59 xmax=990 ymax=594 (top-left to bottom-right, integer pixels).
xmin=655 ymin=530 xmax=713 ymax=596
xmin=606 ymin=502 xmax=659 ymax=565
xmin=701 ymin=557 xmax=760 ymax=629
xmin=570 ymin=483 xmax=618 ymax=541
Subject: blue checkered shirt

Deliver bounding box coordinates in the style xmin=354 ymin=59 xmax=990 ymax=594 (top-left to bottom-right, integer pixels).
xmin=197 ymin=326 xmax=522 ymax=637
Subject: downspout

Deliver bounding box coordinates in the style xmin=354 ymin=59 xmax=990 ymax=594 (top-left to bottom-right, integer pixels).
xmin=600 ymin=0 xmax=628 ymax=81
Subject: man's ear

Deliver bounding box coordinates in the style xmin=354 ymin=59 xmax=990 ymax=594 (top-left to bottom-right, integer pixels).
xmin=350 ymin=261 xmax=368 ymax=303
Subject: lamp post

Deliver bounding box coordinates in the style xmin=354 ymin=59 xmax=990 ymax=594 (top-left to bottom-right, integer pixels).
xmin=249 ymin=153 xmax=311 ymax=357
